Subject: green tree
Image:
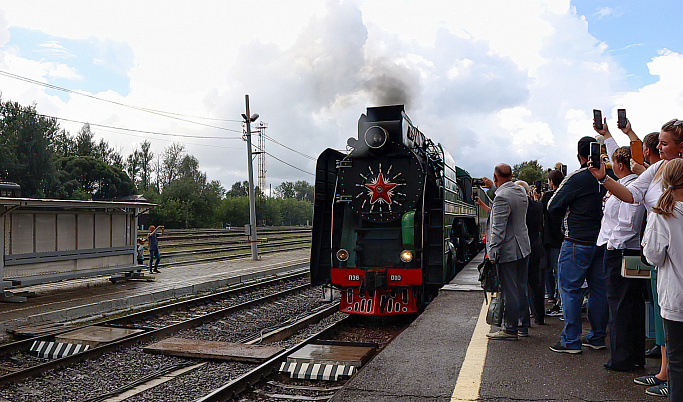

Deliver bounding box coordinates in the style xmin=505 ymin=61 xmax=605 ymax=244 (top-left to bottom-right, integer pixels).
xmin=293 ymin=180 xmax=314 ymax=202
xmin=513 ymin=160 xmax=546 ymax=185
xmin=159 ymin=142 xmax=185 ymax=189
xmin=0 ymin=98 xmax=60 ymax=197
xmin=276 ymin=181 xmax=296 ymax=199
xmin=54 ymin=156 xmax=135 ymax=200
xmin=227 ymin=181 xmax=249 ymax=197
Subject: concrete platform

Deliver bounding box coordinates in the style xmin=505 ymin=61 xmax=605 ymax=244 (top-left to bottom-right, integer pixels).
xmin=144 ymin=337 xmax=284 ymax=362
xmin=333 ymin=252 xmax=658 ymax=401
xmin=0 ymin=249 xmax=309 ymax=337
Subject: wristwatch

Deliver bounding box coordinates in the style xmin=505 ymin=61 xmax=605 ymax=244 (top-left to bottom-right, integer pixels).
xmin=598 ymin=174 xmax=609 ymax=185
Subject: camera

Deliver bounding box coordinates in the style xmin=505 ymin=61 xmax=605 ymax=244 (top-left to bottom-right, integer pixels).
xmin=472 ymin=178 xmax=485 ymax=186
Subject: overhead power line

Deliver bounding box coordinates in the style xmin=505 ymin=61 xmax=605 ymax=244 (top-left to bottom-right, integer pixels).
xmin=18 ymin=109 xmax=244 ymax=139
xmin=264 ymin=134 xmax=316 ymax=160
xmin=94 ymin=126 xmax=243 ymax=150
xmin=252 ymin=143 xmax=314 ymax=176
xmin=0 ymin=70 xmax=244 ymax=129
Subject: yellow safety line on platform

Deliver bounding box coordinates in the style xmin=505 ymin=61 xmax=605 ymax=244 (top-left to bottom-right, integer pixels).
xmin=450 ymin=296 xmax=490 ymax=401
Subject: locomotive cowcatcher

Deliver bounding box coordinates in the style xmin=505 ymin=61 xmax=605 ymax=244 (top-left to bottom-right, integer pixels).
xmin=310 ymin=105 xmax=488 ymax=316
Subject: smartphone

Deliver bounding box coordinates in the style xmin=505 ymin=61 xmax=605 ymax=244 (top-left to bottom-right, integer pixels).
xmin=617 ymin=109 xmax=627 ymax=129
xmin=593 ymin=109 xmax=603 ymax=130
xmin=590 ymin=142 xmax=601 ymax=168
xmin=472 ymin=178 xmax=485 ymax=186
xmin=561 ymin=164 xmax=567 ymax=176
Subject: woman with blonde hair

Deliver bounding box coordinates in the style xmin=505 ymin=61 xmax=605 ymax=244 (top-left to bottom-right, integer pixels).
xmin=642 ymin=158 xmax=683 ymax=402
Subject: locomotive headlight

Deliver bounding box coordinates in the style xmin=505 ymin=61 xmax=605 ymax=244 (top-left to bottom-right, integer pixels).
xmin=364 ymin=126 xmax=388 ymax=149
xmin=336 ymin=249 xmax=349 ymax=261
xmin=400 ymin=249 xmax=413 ymax=263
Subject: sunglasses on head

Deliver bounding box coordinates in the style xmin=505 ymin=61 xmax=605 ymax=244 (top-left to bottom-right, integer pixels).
xmin=666 ymin=119 xmax=683 ymax=127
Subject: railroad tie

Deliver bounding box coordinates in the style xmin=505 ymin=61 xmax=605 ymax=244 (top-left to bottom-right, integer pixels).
xmin=279 ymin=361 xmax=355 ymax=381
xmin=29 ymin=340 xmax=90 ymax=359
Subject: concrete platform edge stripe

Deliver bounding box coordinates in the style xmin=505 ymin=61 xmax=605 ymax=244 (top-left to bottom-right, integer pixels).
xmin=451 ymin=296 xmax=491 ymax=401
xmin=304 ymin=362 xmax=315 ymax=379
xmin=323 ymin=364 xmax=333 ymax=380
xmin=310 ymin=363 xmax=322 ymax=379
xmin=52 ymin=342 xmax=65 ymax=359
xmin=284 ymin=363 xmax=351 ymax=381
xmin=330 ymin=364 xmax=339 ymax=380
xmin=29 ymin=341 xmax=90 ymax=359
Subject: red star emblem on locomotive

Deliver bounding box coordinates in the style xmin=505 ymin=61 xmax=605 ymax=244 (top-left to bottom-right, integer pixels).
xmin=365 ymin=172 xmax=397 ymax=204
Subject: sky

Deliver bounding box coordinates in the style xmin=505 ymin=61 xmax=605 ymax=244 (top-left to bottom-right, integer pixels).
xmin=1 ymin=0 xmax=682 ymax=191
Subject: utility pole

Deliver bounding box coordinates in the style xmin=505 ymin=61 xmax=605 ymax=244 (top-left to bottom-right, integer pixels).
xmin=242 ymin=95 xmax=259 ymax=260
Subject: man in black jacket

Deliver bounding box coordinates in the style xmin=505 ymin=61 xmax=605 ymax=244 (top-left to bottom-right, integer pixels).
xmin=547 ymin=137 xmax=608 ymax=354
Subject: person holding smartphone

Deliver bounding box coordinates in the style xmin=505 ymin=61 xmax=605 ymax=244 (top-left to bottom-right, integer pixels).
xmin=547 ymin=137 xmax=608 ymax=354
xmin=147 ymin=224 xmax=164 ymax=274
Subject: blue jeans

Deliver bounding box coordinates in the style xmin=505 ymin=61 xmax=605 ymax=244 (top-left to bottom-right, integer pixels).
xmin=149 ymin=249 xmax=160 ymax=270
xmin=500 ymin=256 xmax=530 ymax=335
xmin=557 ymin=241 xmax=607 ymax=349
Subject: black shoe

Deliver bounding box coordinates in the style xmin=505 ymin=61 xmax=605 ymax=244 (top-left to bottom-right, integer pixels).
xmin=550 ymin=342 xmax=582 ymax=354
xmin=153 ymin=269 xmax=160 ymax=273
xmin=645 ymin=383 xmax=668 ymax=397
xmin=645 ymin=345 xmax=661 ymax=358
xmin=581 ymin=337 xmax=606 ymax=350
xmin=546 ymin=305 xmax=563 ymax=317
xmin=634 ymin=374 xmax=666 ymax=386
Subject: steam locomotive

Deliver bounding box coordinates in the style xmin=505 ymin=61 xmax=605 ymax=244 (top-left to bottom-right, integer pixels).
xmin=310 ymin=105 xmax=489 ymax=316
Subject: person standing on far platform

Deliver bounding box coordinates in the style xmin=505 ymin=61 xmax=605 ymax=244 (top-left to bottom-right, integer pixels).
xmin=548 ymin=136 xmax=608 ymax=354
xmin=483 ymin=163 xmax=532 ymax=340
xmin=147 ymin=225 xmax=164 ymax=274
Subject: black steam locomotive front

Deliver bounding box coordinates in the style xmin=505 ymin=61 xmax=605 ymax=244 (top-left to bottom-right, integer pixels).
xmin=311 ymin=105 xmax=437 ymax=315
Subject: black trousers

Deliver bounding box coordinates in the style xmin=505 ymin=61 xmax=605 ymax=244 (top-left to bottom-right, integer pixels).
xmin=604 ymin=249 xmax=646 ymax=370
xmin=528 ymin=243 xmax=545 ymax=324
xmin=664 ymin=319 xmax=683 ymax=402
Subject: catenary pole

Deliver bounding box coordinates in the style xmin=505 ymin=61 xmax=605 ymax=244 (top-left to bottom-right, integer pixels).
xmin=244 ymin=95 xmax=259 ymax=260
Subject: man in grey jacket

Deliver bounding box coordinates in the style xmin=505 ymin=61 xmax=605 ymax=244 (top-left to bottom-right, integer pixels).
xmin=485 ymin=163 xmax=532 ymax=340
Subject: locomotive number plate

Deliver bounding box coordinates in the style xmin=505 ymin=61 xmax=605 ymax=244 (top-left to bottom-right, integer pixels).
xmin=348 ymin=274 xmax=360 ymax=281
xmin=390 ymin=275 xmax=402 ymax=281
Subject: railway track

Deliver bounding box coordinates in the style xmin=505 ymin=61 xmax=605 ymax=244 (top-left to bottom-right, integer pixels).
xmin=158 ymin=227 xmax=311 ymax=243
xmin=0 ymin=269 xmax=312 ymax=386
xmin=148 ymin=227 xmax=312 ymax=267
xmin=198 ymin=316 xmax=411 ymax=401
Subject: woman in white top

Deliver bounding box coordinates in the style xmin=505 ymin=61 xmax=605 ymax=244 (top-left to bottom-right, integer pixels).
xmin=642 ymin=159 xmax=683 ymax=402
xmin=590 ymin=118 xmax=683 ymax=396
xmin=597 ymin=147 xmax=647 ymax=372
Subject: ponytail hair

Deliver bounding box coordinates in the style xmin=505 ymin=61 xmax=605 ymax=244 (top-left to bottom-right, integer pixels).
xmin=652 ymin=158 xmax=683 ymax=217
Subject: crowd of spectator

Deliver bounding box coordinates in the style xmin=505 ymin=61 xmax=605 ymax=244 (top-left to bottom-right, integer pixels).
xmin=479 ymin=115 xmax=683 ymax=400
